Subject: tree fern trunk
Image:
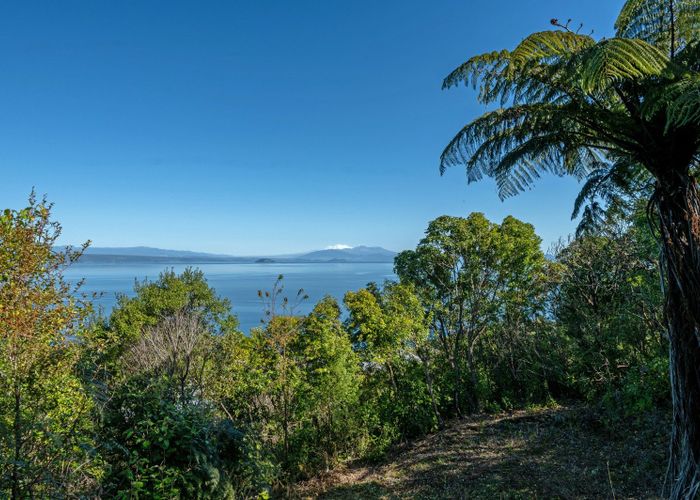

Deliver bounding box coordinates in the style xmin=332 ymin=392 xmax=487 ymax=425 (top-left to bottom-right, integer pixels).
xmin=655 ymin=178 xmax=700 ymax=499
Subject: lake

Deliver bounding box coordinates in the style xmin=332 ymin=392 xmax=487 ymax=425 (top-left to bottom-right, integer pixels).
xmin=65 ymin=262 xmax=396 ymax=332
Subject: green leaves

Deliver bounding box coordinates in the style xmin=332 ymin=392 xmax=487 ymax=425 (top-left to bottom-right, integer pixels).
xmin=101 ymin=377 xmax=234 ymax=497
xmin=554 ymin=211 xmax=666 ymax=416
xmin=511 ymin=30 xmax=594 ymax=65
xmin=579 ymin=38 xmax=670 ymax=93
xmin=0 ymin=194 xmax=98 ymax=497
xmin=651 ymin=74 xmax=700 ymax=129
xmin=442 ymin=49 xmax=511 ymax=91
xmin=399 ymin=214 xmax=548 ymax=402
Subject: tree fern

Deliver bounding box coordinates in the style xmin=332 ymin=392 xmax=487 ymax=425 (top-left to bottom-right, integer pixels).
xmin=441 ymin=29 xmax=695 ymax=203
xmin=441 ymin=3 xmax=700 ymax=497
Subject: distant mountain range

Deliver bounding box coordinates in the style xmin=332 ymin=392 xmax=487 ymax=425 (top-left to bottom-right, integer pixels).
xmin=64 ymin=245 xmax=397 ymax=264
xmin=77 ymin=246 xmax=234 ymax=259
xmin=296 ymin=246 xmax=396 ymax=263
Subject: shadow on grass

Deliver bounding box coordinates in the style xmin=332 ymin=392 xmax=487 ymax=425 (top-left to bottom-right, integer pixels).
xmin=315 ymin=406 xmax=668 ymax=499
xmin=319 ymin=481 xmax=394 ymax=499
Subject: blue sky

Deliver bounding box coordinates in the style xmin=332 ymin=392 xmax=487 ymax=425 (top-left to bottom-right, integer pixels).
xmin=1 ymin=0 xmax=622 ymax=255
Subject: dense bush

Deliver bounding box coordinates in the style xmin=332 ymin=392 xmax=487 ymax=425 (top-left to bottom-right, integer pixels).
xmin=553 ymin=210 xmax=667 ymax=418
xmin=0 ymin=198 xmax=668 ymax=497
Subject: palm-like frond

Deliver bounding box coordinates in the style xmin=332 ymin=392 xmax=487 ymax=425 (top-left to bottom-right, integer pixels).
xmin=570 ymin=156 xmax=649 ymax=237
xmin=572 ymin=158 xmax=650 ymax=219
xmin=510 ymin=31 xmax=595 ymax=65
xmin=442 ymin=50 xmax=510 ymax=92
xmin=577 ymin=38 xmax=670 ymax=92
xmin=441 ymin=25 xmax=698 ymax=204
xmin=576 ymin=202 xmax=606 ymax=237
xmin=657 ymin=75 xmax=700 ymax=129
xmin=439 ymin=103 xmax=632 ymax=198
xmin=616 ymin=0 xmax=700 ymax=55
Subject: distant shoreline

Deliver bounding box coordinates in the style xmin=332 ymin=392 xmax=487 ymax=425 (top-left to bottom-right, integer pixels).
xmin=74 ymin=255 xmax=396 ymax=265
xmin=61 ymin=245 xmax=398 ymax=265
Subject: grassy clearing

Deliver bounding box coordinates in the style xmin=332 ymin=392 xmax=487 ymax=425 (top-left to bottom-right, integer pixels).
xmin=294 ymin=405 xmax=668 ymax=499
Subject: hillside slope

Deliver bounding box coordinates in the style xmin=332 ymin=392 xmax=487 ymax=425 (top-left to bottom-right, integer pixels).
xmin=296 ymin=406 xmax=668 ymax=499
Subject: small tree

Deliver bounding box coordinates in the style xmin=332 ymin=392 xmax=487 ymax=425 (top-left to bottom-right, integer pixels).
xmin=126 ymin=311 xmax=212 ymax=402
xmin=0 ymin=194 xmax=97 ymax=497
xmin=293 ymin=296 xmax=361 ymax=472
xmin=97 ymin=274 xmax=246 ymax=497
xmin=345 ymin=283 xmax=441 ymax=437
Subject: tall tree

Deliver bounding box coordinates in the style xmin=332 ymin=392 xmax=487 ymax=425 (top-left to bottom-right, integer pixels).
xmin=395 ymin=213 xmax=546 ymax=415
xmin=440 ymin=1 xmax=700 ymax=495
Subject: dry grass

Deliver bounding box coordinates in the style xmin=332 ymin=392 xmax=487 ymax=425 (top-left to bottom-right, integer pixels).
xmin=293 ymin=405 xmax=669 ymax=499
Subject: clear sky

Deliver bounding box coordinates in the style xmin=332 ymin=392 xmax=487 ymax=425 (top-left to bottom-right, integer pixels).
xmin=1 ymin=0 xmax=623 ymax=255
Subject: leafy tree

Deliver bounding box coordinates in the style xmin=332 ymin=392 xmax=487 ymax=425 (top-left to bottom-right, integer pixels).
xmin=381 ymin=283 xmax=442 ymax=428
xmin=440 ymin=2 xmax=700 ymax=493
xmin=291 ymin=297 xmax=361 ymax=473
xmin=0 ymin=194 xmax=99 ymax=497
xmin=554 ymin=208 xmax=666 ymax=416
xmin=211 ymin=278 xmax=362 ymax=485
xmin=249 ymin=314 xmax=305 ymax=473
xmin=395 ymin=213 xmax=547 ymax=414
xmin=204 ymin=329 xmax=278 ymax=497
xmin=345 ymin=283 xmax=440 ymax=441
xmin=100 ymin=268 xmax=237 ymax=368
xmin=94 ymin=271 xmax=260 ymax=498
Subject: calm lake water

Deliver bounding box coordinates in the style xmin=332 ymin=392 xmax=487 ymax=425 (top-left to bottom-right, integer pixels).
xmin=65 ymin=262 xmax=396 ymax=332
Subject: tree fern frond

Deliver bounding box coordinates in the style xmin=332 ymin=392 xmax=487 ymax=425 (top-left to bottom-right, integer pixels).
xmin=576 ymin=202 xmax=606 ymax=237
xmin=493 ymin=135 xmax=567 ymax=198
xmin=442 ymin=50 xmax=511 ymax=91
xmin=616 ymin=0 xmax=700 ymax=55
xmin=640 ymin=73 xmax=700 ymax=129
xmin=439 ymin=96 xmax=645 ymax=200
xmin=573 ymin=170 xmax=610 ymax=219
xmin=439 ymin=106 xmax=552 ymax=190
xmin=511 ymin=31 xmax=594 ymax=66
xmin=616 ymin=0 xmax=672 ymax=45
xmin=666 ymin=77 xmax=700 ymax=128
xmin=579 ymin=38 xmax=670 ymax=93
xmin=572 ymin=158 xmax=649 ymax=230
xmin=675 ymin=40 xmax=700 ymax=71
xmin=675 ymin=1 xmax=700 ymax=50
xmin=563 ymin=147 xmax=608 ymax=180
